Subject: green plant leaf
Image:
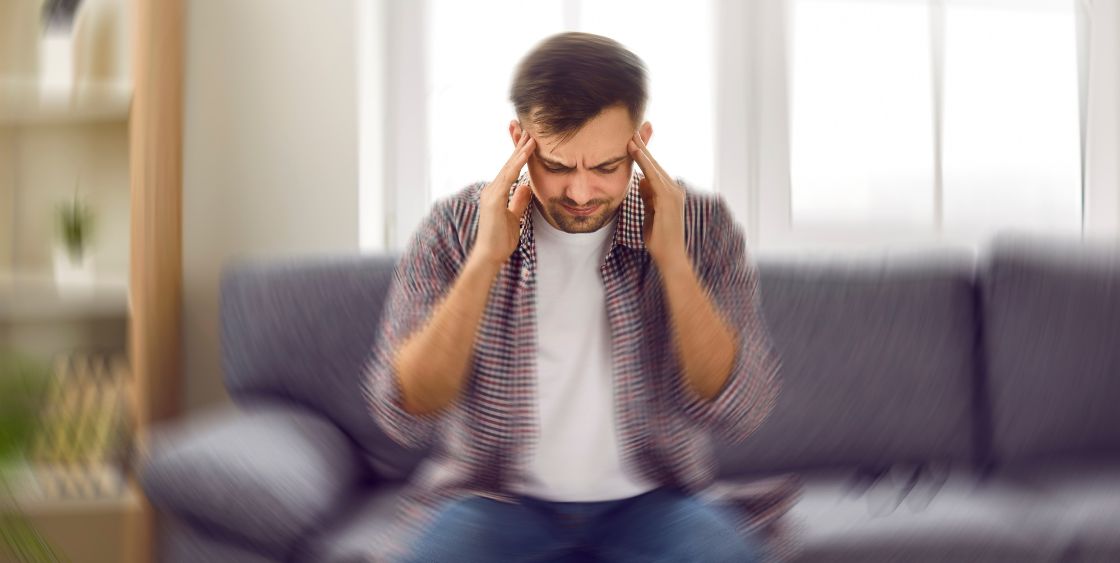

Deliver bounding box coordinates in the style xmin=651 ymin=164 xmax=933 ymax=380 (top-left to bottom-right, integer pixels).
xmin=54 ymin=191 xmax=95 ymax=261
xmin=0 ymin=353 xmax=50 ymax=482
xmin=0 ymin=352 xmax=65 ymax=562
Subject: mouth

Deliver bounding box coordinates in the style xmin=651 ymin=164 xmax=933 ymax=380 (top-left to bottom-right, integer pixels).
xmin=561 ymin=203 xmax=601 ymax=217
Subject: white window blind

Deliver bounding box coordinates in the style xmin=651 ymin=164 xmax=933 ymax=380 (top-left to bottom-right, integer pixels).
xmin=789 ymin=0 xmax=1081 ymax=239
xmin=790 ymin=0 xmax=936 ymax=230
xmin=941 ymin=0 xmax=1080 ymax=235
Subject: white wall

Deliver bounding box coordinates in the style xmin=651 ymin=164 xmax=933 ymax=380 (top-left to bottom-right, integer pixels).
xmin=183 ymin=0 xmax=359 ymax=410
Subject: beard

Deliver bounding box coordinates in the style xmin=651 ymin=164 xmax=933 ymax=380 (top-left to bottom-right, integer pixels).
xmin=540 ymin=197 xmax=620 ymax=233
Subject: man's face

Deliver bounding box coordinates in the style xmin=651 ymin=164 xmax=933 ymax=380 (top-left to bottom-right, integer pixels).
xmin=511 ymin=105 xmax=652 ymax=234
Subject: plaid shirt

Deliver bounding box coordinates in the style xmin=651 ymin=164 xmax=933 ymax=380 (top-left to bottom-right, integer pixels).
xmin=364 ymin=169 xmax=802 ymax=562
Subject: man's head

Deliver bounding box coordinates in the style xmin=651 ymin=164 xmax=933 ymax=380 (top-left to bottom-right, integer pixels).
xmin=508 ymin=32 xmax=653 ymax=234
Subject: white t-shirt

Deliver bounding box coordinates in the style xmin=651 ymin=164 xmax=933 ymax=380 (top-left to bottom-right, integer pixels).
xmin=517 ymin=205 xmax=657 ymax=502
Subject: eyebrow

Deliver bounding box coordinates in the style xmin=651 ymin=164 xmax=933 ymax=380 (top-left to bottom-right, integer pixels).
xmin=535 ymin=149 xmax=629 ymax=169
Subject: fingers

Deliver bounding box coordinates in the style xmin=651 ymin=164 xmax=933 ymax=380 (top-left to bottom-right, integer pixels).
xmin=637 ymin=177 xmax=654 ymax=204
xmin=627 ymin=131 xmax=652 ymax=172
xmin=488 ymin=134 xmax=535 ymax=201
xmin=481 ymin=133 xmax=534 ymax=208
xmin=627 ymin=131 xmax=670 ymax=187
xmin=508 ymin=182 xmax=532 ymax=216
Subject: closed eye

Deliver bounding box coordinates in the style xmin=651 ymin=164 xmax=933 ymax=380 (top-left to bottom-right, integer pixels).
xmin=544 ymin=165 xmax=619 ymax=174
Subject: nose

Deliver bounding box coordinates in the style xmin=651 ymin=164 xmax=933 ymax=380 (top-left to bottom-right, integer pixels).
xmin=564 ymin=169 xmax=596 ymax=206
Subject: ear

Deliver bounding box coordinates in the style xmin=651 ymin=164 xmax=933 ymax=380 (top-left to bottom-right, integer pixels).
xmin=509 ymin=120 xmax=524 ymax=147
xmin=639 ymin=121 xmax=653 ymax=145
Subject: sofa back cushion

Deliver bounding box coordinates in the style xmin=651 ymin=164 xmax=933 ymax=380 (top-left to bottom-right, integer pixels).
xmin=220 ymin=255 xmax=426 ymax=479
xmin=982 ymin=234 xmax=1120 ymax=464
xmin=717 ymin=250 xmax=980 ymax=476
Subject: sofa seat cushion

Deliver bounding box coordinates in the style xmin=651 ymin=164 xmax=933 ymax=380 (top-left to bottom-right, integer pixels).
xmin=992 ymin=456 xmax=1120 ymax=562
xmin=295 ymin=467 xmax=1076 ymax=563
xmin=163 ymin=516 xmax=279 ymax=563
xmin=294 ymin=481 xmax=406 ymax=563
xmin=141 ymin=403 xmax=364 ymax=556
xmin=787 ymin=467 xmax=1064 ymax=562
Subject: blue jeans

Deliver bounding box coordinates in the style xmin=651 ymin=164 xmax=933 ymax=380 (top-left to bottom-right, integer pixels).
xmin=402 ymin=487 xmax=764 ymax=563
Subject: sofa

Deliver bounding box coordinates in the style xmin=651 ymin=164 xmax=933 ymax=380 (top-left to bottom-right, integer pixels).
xmin=140 ymin=233 xmax=1120 ymax=562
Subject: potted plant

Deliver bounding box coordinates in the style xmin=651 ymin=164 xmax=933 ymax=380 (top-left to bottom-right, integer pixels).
xmin=0 ymin=350 xmax=62 ymax=562
xmin=52 ymin=189 xmax=95 ymax=289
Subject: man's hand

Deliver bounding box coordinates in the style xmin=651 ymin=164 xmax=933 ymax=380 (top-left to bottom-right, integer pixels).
xmin=628 ymin=130 xmax=739 ymax=402
xmin=472 ymin=132 xmax=536 ymax=267
xmin=390 ymin=133 xmax=536 ymax=416
xmin=627 ymin=131 xmax=686 ymax=267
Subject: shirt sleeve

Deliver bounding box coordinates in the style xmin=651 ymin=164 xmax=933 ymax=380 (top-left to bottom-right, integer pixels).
xmin=361 ymin=202 xmax=462 ymax=449
xmin=672 ymin=194 xmax=783 ymax=444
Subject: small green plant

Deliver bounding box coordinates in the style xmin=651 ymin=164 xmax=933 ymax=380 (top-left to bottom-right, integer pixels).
xmin=55 ymin=191 xmax=94 ymax=263
xmin=0 ymin=351 xmax=63 ymax=563
xmin=0 ymin=353 xmax=49 ymax=470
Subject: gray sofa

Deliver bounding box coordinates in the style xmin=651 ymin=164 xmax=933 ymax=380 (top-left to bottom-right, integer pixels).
xmin=140 ymin=233 xmax=1120 ymax=562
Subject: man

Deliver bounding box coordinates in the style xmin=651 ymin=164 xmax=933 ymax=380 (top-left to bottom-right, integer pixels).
xmin=365 ymin=32 xmax=797 ymax=562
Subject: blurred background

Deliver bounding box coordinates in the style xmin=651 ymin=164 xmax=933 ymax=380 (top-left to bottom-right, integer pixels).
xmin=0 ymin=0 xmax=1118 ymax=561
xmin=202 ymin=0 xmax=1110 ymax=411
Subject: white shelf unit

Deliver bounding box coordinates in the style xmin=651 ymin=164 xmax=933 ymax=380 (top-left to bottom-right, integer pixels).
xmin=0 ymin=272 xmax=128 ymax=322
xmin=2 ymin=23 xmax=137 ymax=560
xmin=2 ymin=1 xmax=175 ymax=561
xmin=0 ymin=79 xmax=132 ymax=126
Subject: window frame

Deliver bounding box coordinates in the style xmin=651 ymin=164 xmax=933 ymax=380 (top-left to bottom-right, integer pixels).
xmin=363 ymin=0 xmax=1118 ymax=253
xmin=747 ymin=0 xmax=1102 ymax=252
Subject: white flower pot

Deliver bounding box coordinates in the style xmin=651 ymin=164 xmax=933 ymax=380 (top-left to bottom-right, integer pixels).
xmin=53 ymin=245 xmax=96 ymax=292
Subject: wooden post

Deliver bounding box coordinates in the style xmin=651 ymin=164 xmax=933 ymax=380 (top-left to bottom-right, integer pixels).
xmin=129 ymin=0 xmax=183 ymax=434
xmin=129 ymin=0 xmax=183 ymax=560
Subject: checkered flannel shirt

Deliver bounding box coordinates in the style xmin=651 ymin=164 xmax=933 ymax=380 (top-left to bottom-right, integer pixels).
xmin=363 ymin=169 xmax=801 ymax=562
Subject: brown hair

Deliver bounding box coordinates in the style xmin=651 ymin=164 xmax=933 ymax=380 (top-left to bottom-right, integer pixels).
xmin=510 ymin=32 xmax=648 ymax=143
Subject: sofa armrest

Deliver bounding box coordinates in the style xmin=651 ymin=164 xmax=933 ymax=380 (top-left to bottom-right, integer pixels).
xmin=139 ymin=401 xmax=364 ymax=556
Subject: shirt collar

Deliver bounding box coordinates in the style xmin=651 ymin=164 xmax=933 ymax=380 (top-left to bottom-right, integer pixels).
xmin=513 ymin=168 xmax=646 ymax=264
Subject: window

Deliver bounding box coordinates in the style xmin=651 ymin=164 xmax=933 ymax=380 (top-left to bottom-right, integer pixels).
xmin=365 ymin=0 xmax=1107 ymax=252
xmin=788 ymin=0 xmax=1081 ymax=241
